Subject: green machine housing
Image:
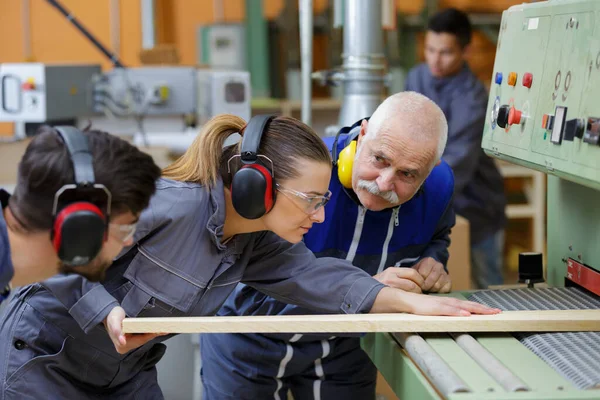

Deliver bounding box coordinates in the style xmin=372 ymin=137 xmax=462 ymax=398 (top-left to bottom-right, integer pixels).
xmin=363 ymin=1 xmax=600 ymax=399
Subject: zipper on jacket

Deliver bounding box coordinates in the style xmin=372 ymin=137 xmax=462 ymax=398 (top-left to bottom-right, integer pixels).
xmin=377 ymin=206 xmax=400 ymax=274
xmin=346 ymin=206 xmax=366 ymax=262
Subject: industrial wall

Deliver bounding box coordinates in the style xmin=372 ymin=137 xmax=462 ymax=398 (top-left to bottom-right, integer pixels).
xmin=0 ymin=0 xmax=525 ymax=135
xmin=0 ymin=0 xmax=525 ymax=68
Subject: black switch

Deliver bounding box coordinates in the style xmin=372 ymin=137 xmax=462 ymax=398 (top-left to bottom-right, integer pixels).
xmin=563 ymin=118 xmax=585 ymax=141
xmin=497 ymin=105 xmax=510 ymax=128
xmin=584 ymin=117 xmax=600 ymax=145
xmin=518 ymin=252 xmax=545 ymax=288
xmin=546 ymin=115 xmax=555 ymax=131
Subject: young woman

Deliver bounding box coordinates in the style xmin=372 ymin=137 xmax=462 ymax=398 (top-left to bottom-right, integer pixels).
xmin=0 ymin=114 xmax=497 ymax=399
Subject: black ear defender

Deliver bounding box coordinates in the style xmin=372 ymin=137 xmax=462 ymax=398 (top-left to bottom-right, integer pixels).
xmin=51 ymin=126 xmax=111 ymax=266
xmin=229 ymin=114 xmax=276 ymax=219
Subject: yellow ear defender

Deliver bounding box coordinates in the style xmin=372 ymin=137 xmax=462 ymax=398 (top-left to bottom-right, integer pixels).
xmin=337 ymin=140 xmax=356 ymax=188
xmin=332 ymin=120 xmax=363 ymax=189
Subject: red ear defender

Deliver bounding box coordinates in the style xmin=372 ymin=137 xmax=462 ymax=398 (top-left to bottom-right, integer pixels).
xmin=250 ymin=164 xmax=274 ymax=212
xmin=52 ymin=202 xmax=107 ymax=265
xmin=231 ymin=164 xmax=275 ymax=219
xmin=230 ymin=115 xmax=277 ymax=219
xmin=51 ymin=126 xmax=112 ymax=267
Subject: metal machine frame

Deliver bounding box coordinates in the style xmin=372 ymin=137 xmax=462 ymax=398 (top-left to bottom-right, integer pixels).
xmin=363 ymin=1 xmax=600 ymax=399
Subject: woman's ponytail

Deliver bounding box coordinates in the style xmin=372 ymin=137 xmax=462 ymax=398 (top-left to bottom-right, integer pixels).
xmin=162 ymin=114 xmax=245 ymax=186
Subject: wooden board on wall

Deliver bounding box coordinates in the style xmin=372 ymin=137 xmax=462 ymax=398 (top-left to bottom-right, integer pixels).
xmin=0 ymin=123 xmax=14 ymax=137
xmin=30 ymin=0 xmax=110 ymax=69
xmin=0 ymin=0 xmax=141 ymax=69
xmin=397 ymin=0 xmax=425 ymax=15
xmin=439 ymin=0 xmax=530 ymax=13
xmin=0 ymin=0 xmax=25 ymax=61
xmin=0 ymin=0 xmax=505 ymax=94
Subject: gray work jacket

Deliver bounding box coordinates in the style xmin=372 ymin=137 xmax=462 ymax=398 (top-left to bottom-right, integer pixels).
xmin=42 ymin=177 xmax=385 ymax=334
xmin=0 ymin=177 xmax=386 ymax=395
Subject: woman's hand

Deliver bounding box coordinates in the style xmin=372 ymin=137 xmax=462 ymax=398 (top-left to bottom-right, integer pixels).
xmin=370 ymin=287 xmax=501 ymax=316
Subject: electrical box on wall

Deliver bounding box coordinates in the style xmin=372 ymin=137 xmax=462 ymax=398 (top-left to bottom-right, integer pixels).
xmin=0 ymin=63 xmax=101 ymax=123
xmin=482 ymin=0 xmax=600 ymax=190
xmin=197 ymin=24 xmax=247 ymax=70
xmin=93 ymin=67 xmax=198 ymax=117
xmin=196 ymin=70 xmax=251 ymax=124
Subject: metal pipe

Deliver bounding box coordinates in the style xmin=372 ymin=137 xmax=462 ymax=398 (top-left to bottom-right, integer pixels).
xmin=343 ymin=0 xmax=384 ymax=57
xmin=451 ymin=333 xmax=530 ymax=392
xmin=338 ymin=0 xmax=387 ymax=127
xmin=45 ymin=0 xmax=126 ymax=68
xmin=299 ymin=0 xmax=313 ymax=125
xmin=393 ymin=333 xmax=471 ymax=395
xmin=141 ymin=0 xmax=156 ymax=50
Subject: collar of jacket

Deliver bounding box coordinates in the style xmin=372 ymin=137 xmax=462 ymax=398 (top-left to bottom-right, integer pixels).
xmin=205 ymin=177 xmax=246 ymax=255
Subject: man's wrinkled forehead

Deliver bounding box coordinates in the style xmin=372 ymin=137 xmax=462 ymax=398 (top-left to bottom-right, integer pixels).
xmin=374 ymin=126 xmax=437 ymax=164
xmin=370 ymin=121 xmax=415 ymax=146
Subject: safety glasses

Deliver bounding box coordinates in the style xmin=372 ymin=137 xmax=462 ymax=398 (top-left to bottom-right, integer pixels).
xmin=276 ymin=184 xmax=332 ymax=215
xmin=109 ymin=222 xmax=137 ymax=243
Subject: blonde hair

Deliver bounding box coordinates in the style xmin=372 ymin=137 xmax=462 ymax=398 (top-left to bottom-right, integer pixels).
xmin=162 ymin=114 xmax=331 ymax=187
xmin=163 ymin=114 xmax=245 ymax=186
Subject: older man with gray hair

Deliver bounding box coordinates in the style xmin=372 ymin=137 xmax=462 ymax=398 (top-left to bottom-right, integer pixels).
xmin=200 ymin=92 xmax=457 ymax=400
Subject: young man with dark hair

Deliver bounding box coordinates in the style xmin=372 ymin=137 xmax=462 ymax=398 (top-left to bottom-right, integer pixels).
xmin=0 ymin=125 xmax=161 ymax=304
xmin=405 ymin=8 xmax=507 ymax=289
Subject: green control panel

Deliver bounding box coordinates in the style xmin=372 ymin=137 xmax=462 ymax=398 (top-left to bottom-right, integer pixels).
xmin=483 ymin=0 xmax=600 ymax=190
xmin=366 ymin=3 xmax=600 ymax=399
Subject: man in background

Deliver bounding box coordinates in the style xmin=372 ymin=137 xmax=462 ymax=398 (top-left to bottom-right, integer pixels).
xmin=405 ymin=7 xmax=507 ymax=288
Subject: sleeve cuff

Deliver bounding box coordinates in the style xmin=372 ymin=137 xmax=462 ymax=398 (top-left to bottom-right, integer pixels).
xmin=69 ymin=285 xmax=119 ymax=334
xmin=340 ymin=277 xmax=386 ymax=314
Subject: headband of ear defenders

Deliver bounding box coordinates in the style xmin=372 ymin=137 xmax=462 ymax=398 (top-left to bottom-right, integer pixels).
xmin=331 ymin=118 xmax=366 ymax=165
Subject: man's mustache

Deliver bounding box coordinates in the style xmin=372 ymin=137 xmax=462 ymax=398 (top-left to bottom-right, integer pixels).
xmin=357 ymin=180 xmax=399 ymax=203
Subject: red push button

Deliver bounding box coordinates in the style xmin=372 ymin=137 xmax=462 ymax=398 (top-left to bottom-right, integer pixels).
xmin=21 ymin=77 xmax=35 ymax=90
xmin=508 ymin=72 xmax=518 ymax=86
xmin=523 ymin=73 xmax=533 ymax=88
xmin=508 ymin=106 xmax=522 ymax=125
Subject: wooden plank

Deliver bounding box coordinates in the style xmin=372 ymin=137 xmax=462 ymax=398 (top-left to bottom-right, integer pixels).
xmin=122 ymin=310 xmax=600 ymax=334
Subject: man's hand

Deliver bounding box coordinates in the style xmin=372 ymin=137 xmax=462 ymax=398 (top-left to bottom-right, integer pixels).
xmin=373 ymin=267 xmax=424 ymax=293
xmin=104 ymin=306 xmax=166 ymax=354
xmin=413 ymin=257 xmax=451 ymax=293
